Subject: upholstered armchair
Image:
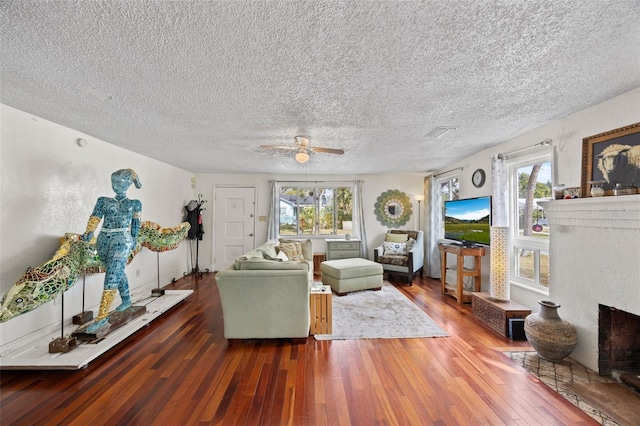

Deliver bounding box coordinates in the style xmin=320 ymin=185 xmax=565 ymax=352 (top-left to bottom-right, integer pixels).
xmin=373 ymin=230 xmax=424 ymax=285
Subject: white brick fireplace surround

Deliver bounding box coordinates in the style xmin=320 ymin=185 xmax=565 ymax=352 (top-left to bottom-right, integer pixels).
xmin=538 ymin=195 xmax=640 ymax=372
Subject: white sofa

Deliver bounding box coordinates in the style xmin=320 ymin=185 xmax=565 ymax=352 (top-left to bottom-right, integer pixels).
xmin=215 ymin=239 xmax=313 ymax=339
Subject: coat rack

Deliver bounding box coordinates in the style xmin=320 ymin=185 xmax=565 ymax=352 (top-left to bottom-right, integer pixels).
xmin=184 ymin=194 xmax=210 ymax=278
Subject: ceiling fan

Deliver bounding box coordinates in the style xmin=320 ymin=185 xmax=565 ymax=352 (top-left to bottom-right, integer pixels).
xmin=259 ymin=135 xmax=344 ymax=163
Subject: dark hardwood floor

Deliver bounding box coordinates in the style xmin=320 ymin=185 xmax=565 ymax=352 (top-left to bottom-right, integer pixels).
xmin=0 ymin=274 xmax=597 ymax=425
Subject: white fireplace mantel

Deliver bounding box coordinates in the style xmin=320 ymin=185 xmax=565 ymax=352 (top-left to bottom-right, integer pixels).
xmin=538 ymin=194 xmax=640 ymax=229
xmin=537 ymin=194 xmax=640 ymax=372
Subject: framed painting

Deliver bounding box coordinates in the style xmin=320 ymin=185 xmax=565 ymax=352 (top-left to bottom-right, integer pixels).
xmin=581 ymin=122 xmax=640 ymax=197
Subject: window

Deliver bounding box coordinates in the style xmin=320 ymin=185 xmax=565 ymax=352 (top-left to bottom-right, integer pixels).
xmin=440 ymin=176 xmax=459 ymax=202
xmin=437 ymin=175 xmax=459 ymax=240
xmin=278 ymin=185 xmax=353 ymax=236
xmin=508 ymin=152 xmax=552 ymax=292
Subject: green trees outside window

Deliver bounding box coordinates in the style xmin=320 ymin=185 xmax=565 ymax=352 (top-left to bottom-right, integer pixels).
xmin=279 ymin=186 xmax=353 ymax=236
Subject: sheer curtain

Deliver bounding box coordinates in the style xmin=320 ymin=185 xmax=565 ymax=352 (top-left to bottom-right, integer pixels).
xmin=424 ymin=175 xmax=442 ymax=278
xmin=491 ymin=154 xmax=508 ymax=226
xmin=267 ymin=180 xmax=278 ymax=240
xmin=490 ymin=154 xmax=510 ymax=301
xmin=354 ymin=179 xmax=368 ymax=258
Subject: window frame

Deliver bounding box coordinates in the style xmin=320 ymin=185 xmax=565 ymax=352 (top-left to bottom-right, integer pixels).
xmin=436 ymin=174 xmax=459 ymax=240
xmin=439 ymin=175 xmax=460 ymax=203
xmin=507 ymin=150 xmax=553 ymax=294
xmin=276 ymin=182 xmax=355 ymax=238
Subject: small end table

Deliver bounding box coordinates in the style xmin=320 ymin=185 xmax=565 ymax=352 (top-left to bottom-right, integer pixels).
xmin=313 ymin=252 xmax=326 ymax=279
xmin=310 ymin=285 xmax=332 ymax=335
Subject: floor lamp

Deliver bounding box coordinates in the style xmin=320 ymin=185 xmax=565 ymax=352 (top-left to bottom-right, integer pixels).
xmin=414 ymin=194 xmax=424 ymax=229
xmin=490 ymin=226 xmax=510 ymax=301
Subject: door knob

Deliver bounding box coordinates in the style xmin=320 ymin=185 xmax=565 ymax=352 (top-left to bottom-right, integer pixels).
xmin=249 ymin=233 xmax=254 ymax=237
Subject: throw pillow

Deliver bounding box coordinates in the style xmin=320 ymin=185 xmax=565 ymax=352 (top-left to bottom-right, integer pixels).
xmin=406 ymin=237 xmax=416 ymax=251
xmin=385 ymin=233 xmax=408 ymax=243
xmin=292 ymin=242 xmax=306 ymax=261
xmin=258 ymin=239 xmax=279 ymax=258
xmin=276 ymin=243 xmax=305 ymax=261
xmin=279 ymin=238 xmax=312 ymax=260
xmin=244 ymin=249 xmax=265 ymax=259
xmin=384 ymin=241 xmax=407 ymax=255
xmin=263 ymin=250 xmax=289 ymax=261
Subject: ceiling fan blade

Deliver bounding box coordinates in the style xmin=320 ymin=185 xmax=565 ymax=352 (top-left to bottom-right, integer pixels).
xmin=259 ymin=144 xmax=298 ymax=151
xmin=310 ymin=147 xmax=344 ymax=155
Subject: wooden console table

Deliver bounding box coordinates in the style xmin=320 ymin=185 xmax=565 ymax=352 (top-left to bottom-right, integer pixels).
xmin=439 ymin=243 xmax=486 ymax=304
xmin=310 ymin=285 xmax=332 ymax=335
xmin=471 ymin=292 xmax=531 ymax=339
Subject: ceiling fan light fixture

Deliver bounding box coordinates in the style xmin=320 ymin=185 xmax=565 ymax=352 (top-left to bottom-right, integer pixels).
xmin=295 ymin=151 xmax=310 ymax=163
xmin=295 ymin=135 xmax=311 ymax=146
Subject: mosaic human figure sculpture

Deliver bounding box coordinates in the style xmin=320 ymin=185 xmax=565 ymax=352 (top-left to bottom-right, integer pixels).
xmin=0 ymin=221 xmax=191 ymax=323
xmin=82 ymin=169 xmax=142 ymax=332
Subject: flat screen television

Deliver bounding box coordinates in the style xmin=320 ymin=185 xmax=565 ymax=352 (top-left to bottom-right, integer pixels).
xmin=444 ymin=196 xmax=492 ymax=246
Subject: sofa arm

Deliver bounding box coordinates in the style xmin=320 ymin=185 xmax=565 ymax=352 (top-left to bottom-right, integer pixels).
xmin=407 ymin=244 xmax=424 ymax=272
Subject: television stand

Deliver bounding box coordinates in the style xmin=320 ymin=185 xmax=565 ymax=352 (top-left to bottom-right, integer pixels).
xmin=438 ymin=243 xmax=486 ymax=304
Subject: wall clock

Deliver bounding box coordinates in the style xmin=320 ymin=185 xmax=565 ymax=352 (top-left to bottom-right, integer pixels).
xmin=472 ymin=168 xmax=486 ymax=188
xmin=374 ymin=189 xmax=412 ymax=228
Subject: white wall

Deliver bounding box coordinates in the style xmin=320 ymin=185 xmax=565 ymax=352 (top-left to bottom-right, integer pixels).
xmin=192 ymin=173 xmax=424 ymax=271
xmin=433 ymin=87 xmax=640 ymax=311
xmin=0 ymin=105 xmax=194 ymax=352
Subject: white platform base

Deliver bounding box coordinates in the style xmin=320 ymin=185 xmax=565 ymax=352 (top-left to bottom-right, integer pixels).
xmin=0 ymin=290 xmax=192 ymax=370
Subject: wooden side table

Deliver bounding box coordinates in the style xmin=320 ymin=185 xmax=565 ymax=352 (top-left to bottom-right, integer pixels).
xmin=472 ymin=292 xmax=531 ymax=339
xmin=439 ymin=243 xmax=486 ymax=304
xmin=309 ymin=285 xmax=332 ymax=335
xmin=313 ymin=252 xmax=325 ymax=279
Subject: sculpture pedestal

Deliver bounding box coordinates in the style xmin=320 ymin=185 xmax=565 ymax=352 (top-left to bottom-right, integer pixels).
xmin=0 ymin=290 xmax=192 ymax=370
xmin=49 ymin=336 xmax=78 ymax=353
xmin=73 ymin=305 xmax=147 ymax=342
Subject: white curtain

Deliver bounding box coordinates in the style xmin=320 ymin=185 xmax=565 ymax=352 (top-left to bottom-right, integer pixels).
xmin=491 ymin=155 xmax=508 ymax=226
xmin=490 ymin=154 xmax=511 ymax=301
xmin=267 ymin=180 xmax=278 ymax=240
xmin=354 ymin=179 xmax=368 ymax=258
xmin=425 ymin=175 xmax=442 ymax=278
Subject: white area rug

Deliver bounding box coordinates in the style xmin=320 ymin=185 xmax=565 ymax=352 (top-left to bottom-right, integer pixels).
xmin=315 ymin=282 xmax=449 ymax=340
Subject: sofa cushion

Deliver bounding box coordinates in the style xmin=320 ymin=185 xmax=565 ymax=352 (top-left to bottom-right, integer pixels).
xmin=384 ymin=241 xmax=407 ymax=255
xmin=276 ymin=242 xmax=305 ymax=261
xmin=407 ymin=237 xmax=416 ymax=251
xmin=377 ymin=255 xmax=410 ymax=267
xmin=238 ymin=258 xmax=308 ymax=271
xmin=385 ymin=233 xmax=408 ymax=243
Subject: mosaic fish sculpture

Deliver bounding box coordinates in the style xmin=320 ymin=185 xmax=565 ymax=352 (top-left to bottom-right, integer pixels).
xmin=0 ymin=221 xmax=190 ymax=323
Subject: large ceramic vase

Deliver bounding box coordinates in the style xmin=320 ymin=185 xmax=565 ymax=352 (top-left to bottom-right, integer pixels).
xmin=524 ymin=300 xmax=577 ymax=362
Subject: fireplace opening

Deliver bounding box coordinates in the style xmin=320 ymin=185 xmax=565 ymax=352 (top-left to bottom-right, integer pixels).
xmin=599 ymin=305 xmax=640 ymax=392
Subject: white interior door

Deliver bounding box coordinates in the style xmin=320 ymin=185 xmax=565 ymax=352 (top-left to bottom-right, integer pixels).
xmin=213 ymin=186 xmax=256 ymax=271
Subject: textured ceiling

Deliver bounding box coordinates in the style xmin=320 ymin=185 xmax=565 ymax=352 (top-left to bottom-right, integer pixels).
xmin=2 ymin=1 xmax=639 ymax=175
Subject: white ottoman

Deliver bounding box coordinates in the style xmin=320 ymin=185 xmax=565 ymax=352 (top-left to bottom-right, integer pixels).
xmin=321 ymin=258 xmax=383 ymax=296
